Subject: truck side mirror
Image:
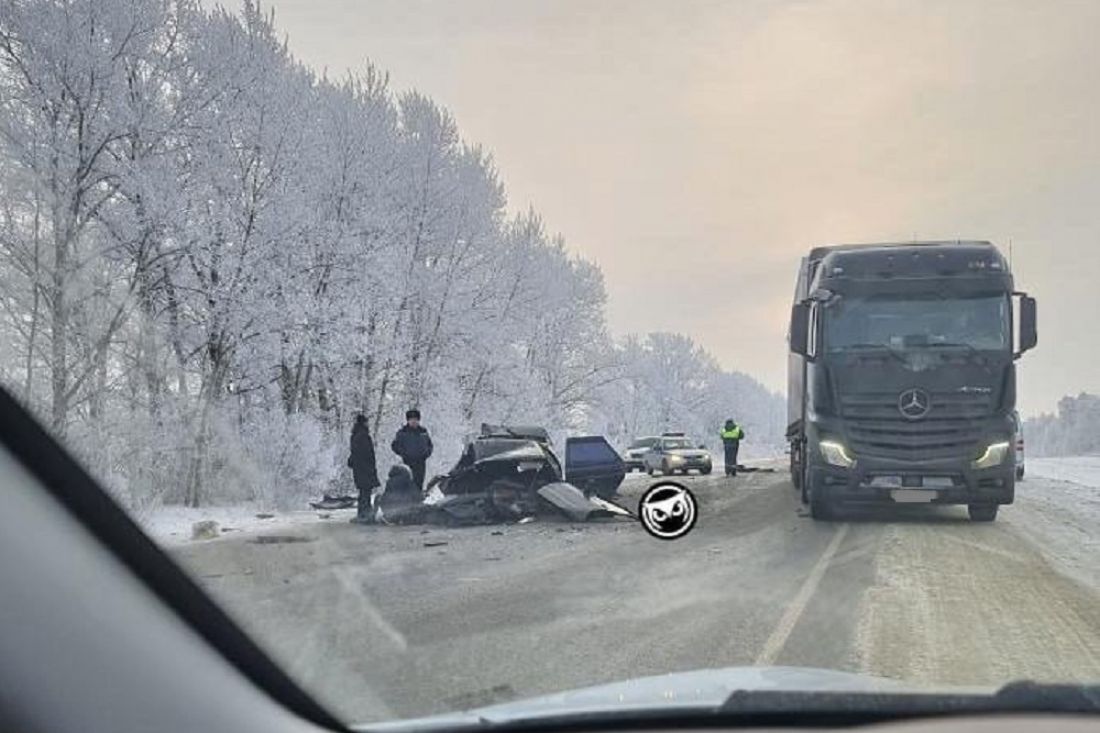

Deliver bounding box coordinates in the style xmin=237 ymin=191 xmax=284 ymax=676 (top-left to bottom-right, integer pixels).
xmin=789 ymin=302 xmax=811 ymax=358
xmin=1016 ymin=294 xmax=1037 ymax=356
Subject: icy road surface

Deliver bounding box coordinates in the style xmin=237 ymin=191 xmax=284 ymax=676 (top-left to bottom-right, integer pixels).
xmin=171 ymin=464 xmax=1100 ymax=724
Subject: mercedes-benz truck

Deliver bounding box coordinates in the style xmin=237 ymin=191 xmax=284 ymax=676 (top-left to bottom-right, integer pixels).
xmin=787 ymin=241 xmax=1037 ymax=522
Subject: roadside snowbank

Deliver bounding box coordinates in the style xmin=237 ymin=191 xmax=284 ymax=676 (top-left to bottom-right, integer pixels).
xmin=1005 ymin=457 xmax=1100 ymax=591
xmin=1027 ymin=456 xmax=1100 ymax=488
xmin=139 ymin=504 xmax=353 ymax=547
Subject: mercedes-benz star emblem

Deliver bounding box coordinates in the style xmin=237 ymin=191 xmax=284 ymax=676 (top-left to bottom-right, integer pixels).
xmin=898 ymin=388 xmax=931 ymax=419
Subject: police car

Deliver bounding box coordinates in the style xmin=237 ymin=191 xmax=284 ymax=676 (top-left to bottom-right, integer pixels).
xmin=642 ymin=432 xmax=713 ymax=476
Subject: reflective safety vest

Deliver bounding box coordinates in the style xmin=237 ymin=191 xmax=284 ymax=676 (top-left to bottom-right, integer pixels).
xmin=720 ymin=426 xmax=744 ymax=441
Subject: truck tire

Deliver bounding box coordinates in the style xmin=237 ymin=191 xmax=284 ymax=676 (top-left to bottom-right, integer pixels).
xmin=798 ymin=449 xmax=810 ymax=505
xmin=968 ymin=504 xmax=998 ymax=522
xmin=790 ymin=442 xmax=803 ymax=491
xmin=805 ymin=461 xmax=835 ymax=520
xmin=1016 ymin=466 xmax=1025 ymax=480
xmin=809 ymin=483 xmax=835 ymax=520
xmin=701 ymin=465 xmax=712 ymax=475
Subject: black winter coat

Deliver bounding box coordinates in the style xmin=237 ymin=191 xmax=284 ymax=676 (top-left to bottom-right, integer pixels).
xmin=378 ymin=464 xmax=421 ymax=522
xmin=349 ymin=423 xmax=381 ymax=490
xmin=391 ymin=424 xmax=433 ymax=463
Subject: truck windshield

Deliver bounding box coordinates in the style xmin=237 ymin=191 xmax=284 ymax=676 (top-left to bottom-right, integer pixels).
xmin=825 ymin=294 xmax=1009 ymax=352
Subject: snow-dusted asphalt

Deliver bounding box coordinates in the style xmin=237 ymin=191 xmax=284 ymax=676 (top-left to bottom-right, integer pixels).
xmin=170 ymin=464 xmax=1100 ymax=725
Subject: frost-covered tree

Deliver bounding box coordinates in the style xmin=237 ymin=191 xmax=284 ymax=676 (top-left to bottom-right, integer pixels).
xmin=0 ymin=0 xmax=784 ymax=511
xmin=594 ymin=333 xmax=784 ymax=457
xmin=1025 ymin=393 xmax=1100 ymax=457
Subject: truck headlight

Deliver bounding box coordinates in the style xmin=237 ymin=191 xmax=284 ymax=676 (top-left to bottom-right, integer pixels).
xmin=972 ymin=441 xmax=1010 ymax=469
xmin=668 ymin=454 xmax=684 ymax=464
xmin=819 ymin=440 xmax=855 ymax=468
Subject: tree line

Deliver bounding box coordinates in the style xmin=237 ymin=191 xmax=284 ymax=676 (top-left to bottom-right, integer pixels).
xmin=1024 ymin=393 xmax=1100 ymax=457
xmin=0 ymin=0 xmax=782 ymax=511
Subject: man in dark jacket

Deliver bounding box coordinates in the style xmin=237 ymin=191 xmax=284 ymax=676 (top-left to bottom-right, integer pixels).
xmin=392 ymin=408 xmax=433 ymax=491
xmin=348 ymin=414 xmax=381 ymax=523
xmin=720 ymin=418 xmax=745 ymax=477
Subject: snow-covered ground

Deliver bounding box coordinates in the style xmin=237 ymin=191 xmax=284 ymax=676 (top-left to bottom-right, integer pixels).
xmin=1026 ymin=456 xmax=1100 ymax=488
xmin=1005 ymin=456 xmax=1100 ymax=591
xmin=139 ymin=503 xmax=355 ymax=547
xmin=142 ymin=456 xmax=1100 ymax=596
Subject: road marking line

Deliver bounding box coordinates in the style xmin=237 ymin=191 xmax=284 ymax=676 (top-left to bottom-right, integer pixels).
xmin=754 ymin=523 xmax=850 ymax=666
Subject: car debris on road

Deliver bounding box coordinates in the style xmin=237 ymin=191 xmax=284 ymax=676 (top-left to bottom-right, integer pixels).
xmin=340 ymin=423 xmax=634 ymax=527
xmin=731 ymin=464 xmax=777 ymax=474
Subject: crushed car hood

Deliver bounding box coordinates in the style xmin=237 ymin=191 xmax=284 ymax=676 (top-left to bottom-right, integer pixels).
xmin=473 ymin=444 xmax=548 ymax=466
xmin=355 ymin=666 xmax=931 ymax=732
xmin=536 ymin=482 xmax=632 ymax=521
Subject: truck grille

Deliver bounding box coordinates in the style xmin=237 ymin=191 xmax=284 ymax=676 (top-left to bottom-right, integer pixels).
xmin=840 ymin=391 xmax=991 ymax=460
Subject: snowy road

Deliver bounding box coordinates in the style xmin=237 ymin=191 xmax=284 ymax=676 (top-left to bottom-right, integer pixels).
xmin=171 ymin=465 xmax=1100 ymax=724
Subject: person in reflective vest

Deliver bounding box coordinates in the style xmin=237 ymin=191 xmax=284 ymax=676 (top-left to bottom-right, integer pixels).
xmin=720 ymin=419 xmax=745 ymax=476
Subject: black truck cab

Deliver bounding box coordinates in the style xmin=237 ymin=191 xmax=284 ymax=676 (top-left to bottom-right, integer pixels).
xmin=787 ymin=241 xmax=1037 ymax=522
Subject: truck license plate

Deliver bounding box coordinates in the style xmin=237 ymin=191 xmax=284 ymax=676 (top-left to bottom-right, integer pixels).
xmin=891 ymin=489 xmax=937 ymax=503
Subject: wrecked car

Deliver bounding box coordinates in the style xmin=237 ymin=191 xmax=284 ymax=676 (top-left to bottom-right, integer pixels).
xmin=421 ymin=424 xmax=628 ymax=525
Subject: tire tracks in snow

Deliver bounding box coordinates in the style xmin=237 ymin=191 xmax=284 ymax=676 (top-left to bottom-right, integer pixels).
xmin=854 ymin=519 xmax=1100 ymax=686
xmin=755 ymin=523 xmax=850 ymax=665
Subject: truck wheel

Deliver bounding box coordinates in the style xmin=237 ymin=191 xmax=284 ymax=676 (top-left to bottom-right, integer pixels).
xmin=701 ymin=465 xmax=712 ymax=475
xmin=790 ymin=442 xmax=803 ymax=491
xmin=647 ymin=467 xmax=656 ymax=476
xmin=799 ymin=453 xmax=810 ymax=504
xmin=968 ymin=504 xmax=998 ymax=522
xmin=809 ymin=484 xmax=835 ymax=520
xmin=805 ymin=461 xmax=834 ymax=520
xmin=1016 ymin=466 xmax=1025 ymax=480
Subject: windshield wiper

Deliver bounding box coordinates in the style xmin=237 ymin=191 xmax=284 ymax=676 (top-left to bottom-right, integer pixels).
xmin=833 ymin=343 xmax=908 ymax=364
xmin=922 ymin=341 xmax=978 ymax=351
xmin=919 ymin=341 xmax=988 ymax=360
xmin=357 ymin=683 xmax=1100 ymax=733
xmin=721 ymin=681 xmax=1100 ymax=716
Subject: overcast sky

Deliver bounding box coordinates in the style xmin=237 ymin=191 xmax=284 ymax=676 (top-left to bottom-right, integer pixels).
xmin=255 ymin=0 xmax=1100 ymax=417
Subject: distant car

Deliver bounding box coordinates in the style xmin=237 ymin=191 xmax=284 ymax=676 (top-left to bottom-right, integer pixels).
xmin=622 ymin=436 xmax=660 ymax=472
xmin=642 ymin=435 xmax=712 ymax=476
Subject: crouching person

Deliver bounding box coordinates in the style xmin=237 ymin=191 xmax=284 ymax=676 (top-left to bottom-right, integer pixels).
xmin=376 ymin=464 xmax=422 ymax=525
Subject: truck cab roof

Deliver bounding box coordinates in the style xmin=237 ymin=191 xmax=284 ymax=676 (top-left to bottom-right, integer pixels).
xmin=808 ymin=241 xmax=1012 ymax=291
xmin=808 ymin=240 xmax=997 ymax=262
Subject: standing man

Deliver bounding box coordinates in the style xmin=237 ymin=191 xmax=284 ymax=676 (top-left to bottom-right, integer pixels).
xmin=392 ymin=408 xmax=433 ymax=492
xmin=720 ymin=418 xmax=745 ymax=477
xmin=348 ymin=414 xmax=381 ymax=523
